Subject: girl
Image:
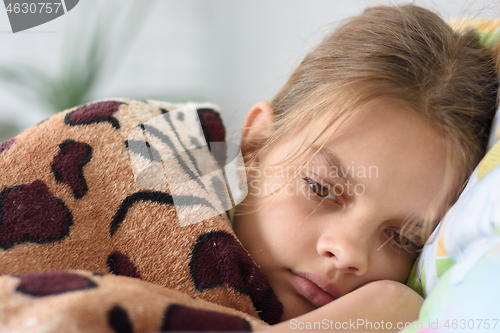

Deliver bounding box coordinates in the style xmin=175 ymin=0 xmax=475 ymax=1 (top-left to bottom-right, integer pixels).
xmin=0 ymin=4 xmax=498 ymax=333
xmin=233 ymin=4 xmax=499 ymax=330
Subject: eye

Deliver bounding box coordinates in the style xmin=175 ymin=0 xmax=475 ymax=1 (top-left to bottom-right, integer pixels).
xmin=385 ymin=230 xmax=422 ymax=256
xmin=303 ymin=177 xmax=343 ymax=206
xmin=308 ymin=178 xmax=330 ymax=197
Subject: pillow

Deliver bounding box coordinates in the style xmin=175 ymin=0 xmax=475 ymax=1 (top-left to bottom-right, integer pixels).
xmin=403 ymin=21 xmax=500 ymax=333
xmin=404 ymin=132 xmax=500 ymax=333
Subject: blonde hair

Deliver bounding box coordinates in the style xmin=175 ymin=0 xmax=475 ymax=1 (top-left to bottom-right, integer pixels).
xmin=241 ymin=5 xmax=499 ymax=239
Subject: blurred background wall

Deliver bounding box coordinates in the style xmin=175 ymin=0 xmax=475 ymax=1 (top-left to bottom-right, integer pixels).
xmin=0 ymin=0 xmax=499 ymax=144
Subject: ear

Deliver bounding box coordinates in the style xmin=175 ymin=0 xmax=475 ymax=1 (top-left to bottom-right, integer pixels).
xmin=240 ymin=101 xmax=275 ymax=157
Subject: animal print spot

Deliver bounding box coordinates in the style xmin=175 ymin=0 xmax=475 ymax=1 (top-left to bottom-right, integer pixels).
xmin=107 ymin=252 xmax=141 ymax=279
xmin=197 ymin=108 xmax=226 ymax=168
xmin=189 ymin=136 xmax=201 ymax=147
xmin=108 ymin=305 xmax=134 ymax=333
xmin=0 ymin=137 xmax=16 ymax=155
xmin=160 ymin=304 xmax=250 ymax=331
xmin=15 ymin=272 xmax=96 ymax=296
xmin=189 ymin=231 xmax=283 ymax=324
xmin=51 ymin=140 xmax=92 ymax=199
xmin=197 ymin=108 xmax=225 ymax=143
xmin=64 ymin=101 xmax=125 ymax=129
xmin=0 ymin=180 xmax=73 ymax=250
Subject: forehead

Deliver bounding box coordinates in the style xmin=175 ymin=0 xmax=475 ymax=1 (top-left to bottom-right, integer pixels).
xmin=289 ymin=98 xmax=450 ymax=220
xmin=351 ymin=102 xmax=444 ymax=205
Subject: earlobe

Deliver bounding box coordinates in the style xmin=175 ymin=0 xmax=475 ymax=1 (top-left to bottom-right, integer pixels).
xmin=240 ymin=101 xmax=275 ymax=156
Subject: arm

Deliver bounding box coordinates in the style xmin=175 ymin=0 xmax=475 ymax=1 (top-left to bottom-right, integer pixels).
xmin=259 ymin=280 xmax=423 ymax=332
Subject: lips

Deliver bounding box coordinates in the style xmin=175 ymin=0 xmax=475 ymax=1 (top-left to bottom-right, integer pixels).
xmin=289 ymin=270 xmax=341 ymax=307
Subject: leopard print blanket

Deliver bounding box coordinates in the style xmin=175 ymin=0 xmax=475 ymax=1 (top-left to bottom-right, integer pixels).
xmin=0 ymin=98 xmax=283 ymax=332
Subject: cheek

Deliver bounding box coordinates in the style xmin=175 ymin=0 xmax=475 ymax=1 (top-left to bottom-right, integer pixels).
xmin=260 ymin=197 xmax=303 ymax=244
xmin=265 ymin=195 xmax=322 ymax=250
xmin=376 ymin=252 xmax=416 ymax=283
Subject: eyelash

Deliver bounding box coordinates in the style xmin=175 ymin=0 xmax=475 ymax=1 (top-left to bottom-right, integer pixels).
xmin=301 ymin=176 xmax=344 ymax=207
xmin=303 ymin=177 xmax=422 ymax=257
xmin=384 ymin=230 xmax=422 ymax=257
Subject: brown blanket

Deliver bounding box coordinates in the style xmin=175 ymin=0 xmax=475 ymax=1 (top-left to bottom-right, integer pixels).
xmin=0 ymin=98 xmax=282 ymax=332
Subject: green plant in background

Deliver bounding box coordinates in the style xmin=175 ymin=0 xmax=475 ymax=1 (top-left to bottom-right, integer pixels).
xmin=0 ymin=122 xmax=20 ymax=141
xmin=0 ymin=1 xmax=158 ymax=119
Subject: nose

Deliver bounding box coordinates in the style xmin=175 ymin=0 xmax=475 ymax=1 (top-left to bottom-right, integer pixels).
xmin=317 ymin=227 xmax=370 ymax=276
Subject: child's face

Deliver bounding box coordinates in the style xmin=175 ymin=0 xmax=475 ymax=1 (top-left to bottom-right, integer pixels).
xmin=234 ymin=99 xmax=453 ymax=321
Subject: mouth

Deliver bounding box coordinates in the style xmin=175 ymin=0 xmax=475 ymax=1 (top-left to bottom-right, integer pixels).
xmin=288 ymin=270 xmax=341 ymax=308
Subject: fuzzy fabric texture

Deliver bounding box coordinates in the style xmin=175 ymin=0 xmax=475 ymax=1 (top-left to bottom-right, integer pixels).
xmin=0 ymin=98 xmax=283 ymax=332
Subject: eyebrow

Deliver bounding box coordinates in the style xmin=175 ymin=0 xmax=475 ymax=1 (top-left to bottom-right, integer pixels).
xmin=309 ymin=144 xmax=357 ymax=185
xmin=310 ymin=146 xmax=431 ymax=234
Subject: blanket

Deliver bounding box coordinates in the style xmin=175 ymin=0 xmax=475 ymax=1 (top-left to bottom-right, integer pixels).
xmin=0 ymin=98 xmax=283 ymax=332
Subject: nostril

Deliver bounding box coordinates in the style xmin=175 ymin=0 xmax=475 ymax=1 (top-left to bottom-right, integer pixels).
xmin=325 ymin=251 xmax=335 ymax=258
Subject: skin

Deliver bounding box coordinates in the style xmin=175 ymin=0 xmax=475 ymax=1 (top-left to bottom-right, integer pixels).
xmin=234 ymin=98 xmax=454 ymax=327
